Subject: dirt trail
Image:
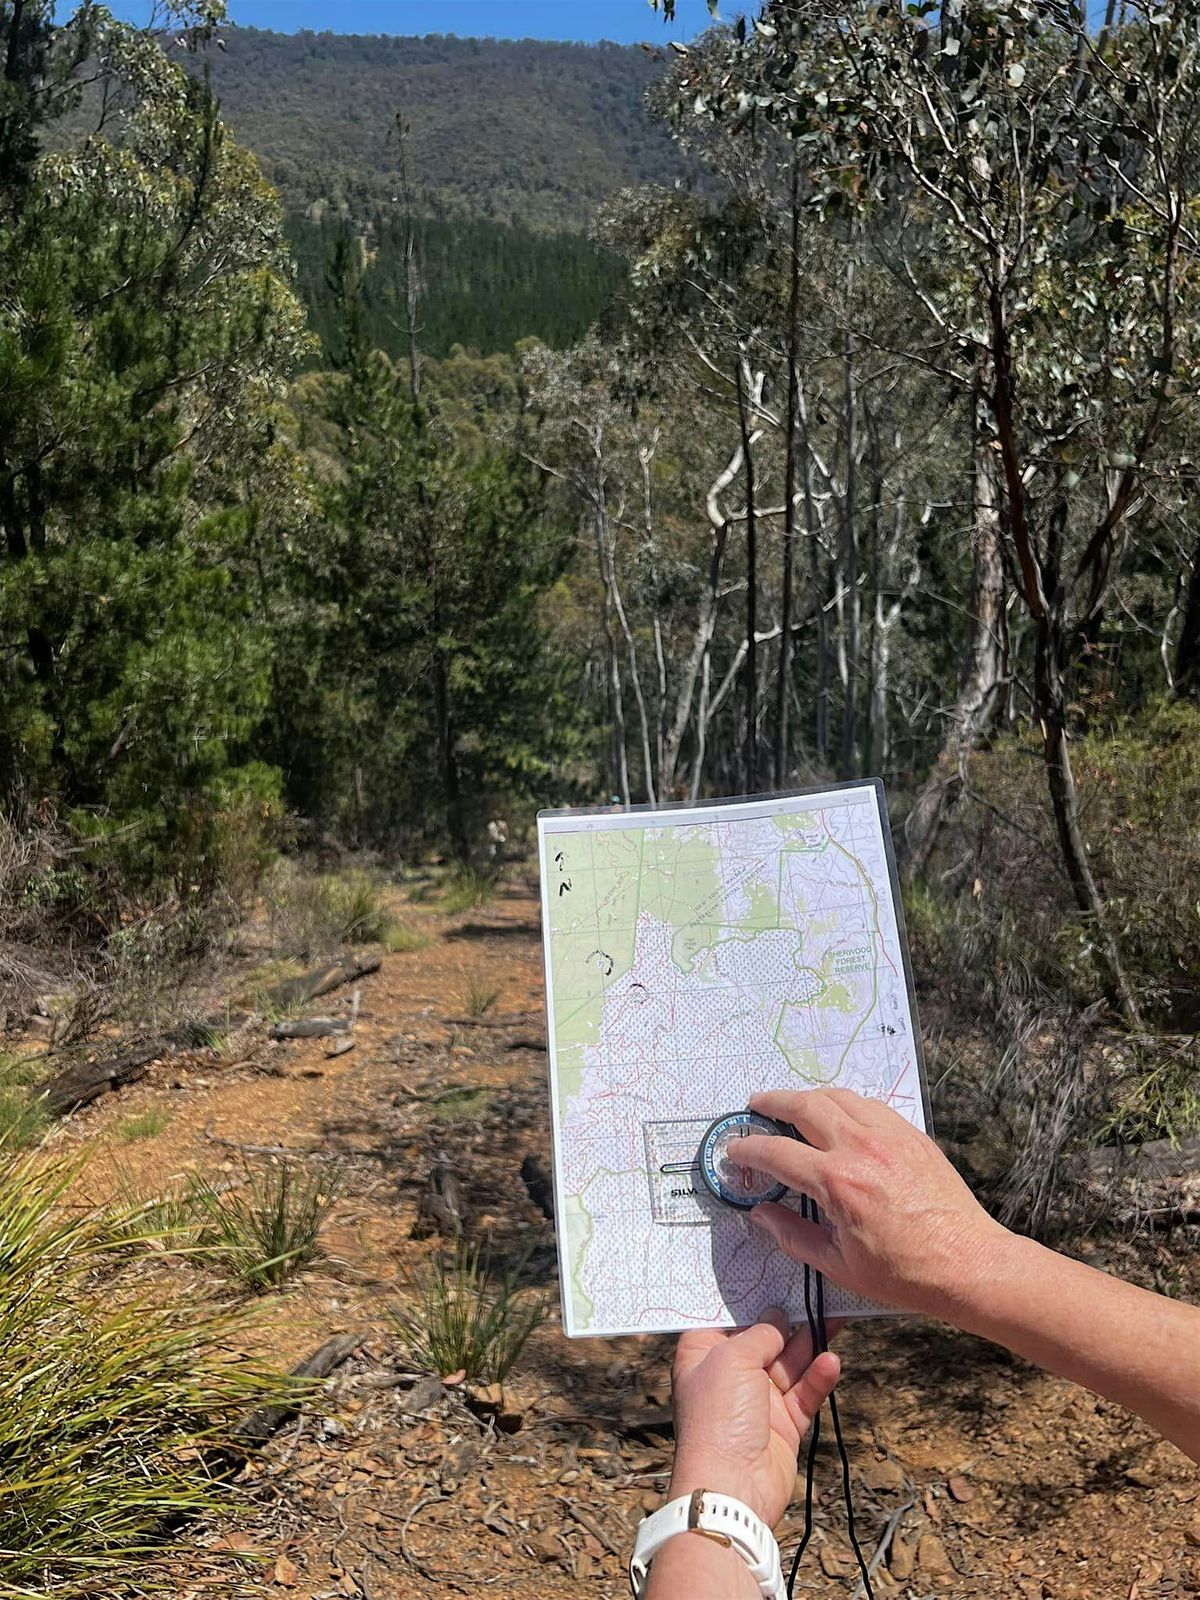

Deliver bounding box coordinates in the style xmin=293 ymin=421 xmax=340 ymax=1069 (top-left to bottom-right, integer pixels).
xmin=57 ymin=876 xmax=1200 ymax=1599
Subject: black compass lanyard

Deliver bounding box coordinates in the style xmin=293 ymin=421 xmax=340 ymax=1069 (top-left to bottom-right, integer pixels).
xmin=788 ymin=1195 xmax=875 ymax=1600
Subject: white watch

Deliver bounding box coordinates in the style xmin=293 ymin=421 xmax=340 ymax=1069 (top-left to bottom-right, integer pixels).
xmin=629 ymin=1488 xmax=786 ymax=1598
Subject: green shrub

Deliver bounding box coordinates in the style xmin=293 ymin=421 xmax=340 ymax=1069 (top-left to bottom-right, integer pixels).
xmin=0 ymin=1052 xmax=48 ymax=1149
xmin=441 ymin=865 xmax=498 ymax=914
xmin=929 ymin=704 xmax=1200 ymax=1032
xmin=116 ymin=1109 xmax=171 ymax=1142
xmin=187 ymin=1160 xmax=342 ymax=1290
xmin=390 ymin=1242 xmax=547 ymax=1384
xmin=0 ymin=1085 xmax=49 ymax=1149
xmin=381 ymin=919 xmax=430 ymax=954
xmin=0 ymin=1149 xmax=292 ymax=1594
xmin=266 ymin=863 xmax=396 ymax=958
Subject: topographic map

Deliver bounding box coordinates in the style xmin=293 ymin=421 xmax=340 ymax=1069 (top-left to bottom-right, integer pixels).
xmin=537 ymin=785 xmax=928 ymax=1338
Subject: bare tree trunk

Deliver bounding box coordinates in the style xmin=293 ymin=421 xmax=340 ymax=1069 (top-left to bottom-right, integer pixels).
xmin=839 ymin=265 xmax=860 ymax=781
xmin=797 ymin=383 xmax=830 ymax=766
xmin=988 ymin=297 xmax=1142 ymax=1028
xmin=735 ymin=356 xmax=760 ymax=793
xmin=603 ymin=524 xmax=657 ymax=806
xmin=664 ymin=439 xmax=747 ymax=795
xmin=903 ymin=375 xmax=1005 ymax=875
xmin=1174 ymin=531 xmax=1200 ymax=701
xmin=594 ymin=516 xmax=630 ymax=806
xmin=774 ymin=161 xmax=802 ymax=790
xmin=1036 ymin=616 xmax=1143 ymax=1029
xmin=393 ymin=111 xmax=422 ymax=405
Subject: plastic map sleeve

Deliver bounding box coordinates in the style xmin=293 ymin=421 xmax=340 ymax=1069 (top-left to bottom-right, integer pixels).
xmin=536 ymin=783 xmax=931 ymax=1339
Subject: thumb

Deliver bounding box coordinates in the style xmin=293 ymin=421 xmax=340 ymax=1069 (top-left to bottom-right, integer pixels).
xmin=750 ymin=1202 xmax=837 ymax=1272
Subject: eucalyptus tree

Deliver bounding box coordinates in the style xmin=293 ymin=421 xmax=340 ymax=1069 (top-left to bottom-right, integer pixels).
xmin=661 ymin=0 xmax=1200 ymax=1020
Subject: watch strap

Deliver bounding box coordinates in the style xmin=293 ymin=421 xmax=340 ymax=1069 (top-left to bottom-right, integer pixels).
xmin=629 ymin=1488 xmax=785 ymax=1598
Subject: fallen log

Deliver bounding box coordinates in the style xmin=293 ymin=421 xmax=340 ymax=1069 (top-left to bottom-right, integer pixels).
xmin=43 ymin=1039 xmax=171 ymax=1116
xmin=233 ymin=1332 xmax=361 ymax=1451
xmin=440 ymin=1013 xmax=540 ymax=1029
xmin=1086 ymin=1134 xmax=1200 ymax=1178
xmin=269 ymin=1017 xmax=351 ymax=1040
xmin=266 ymin=954 xmax=381 ymax=1011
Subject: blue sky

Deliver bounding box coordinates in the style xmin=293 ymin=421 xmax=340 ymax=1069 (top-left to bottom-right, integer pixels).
xmin=121 ymin=0 xmax=724 ymax=41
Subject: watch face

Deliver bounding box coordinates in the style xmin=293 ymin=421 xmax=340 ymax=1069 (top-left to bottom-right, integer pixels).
xmin=698 ymin=1111 xmax=789 ymax=1210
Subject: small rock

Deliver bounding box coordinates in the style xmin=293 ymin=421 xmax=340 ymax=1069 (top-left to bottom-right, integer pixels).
xmin=1182 ymin=1517 xmax=1200 ymax=1548
xmin=1125 ymin=1465 xmax=1158 ymax=1488
xmin=947 ymin=1473 xmax=975 ymax=1503
xmin=320 ymin=1417 xmax=342 ymax=1438
xmin=533 ymin=1529 xmax=563 ymax=1564
xmin=271 ymin=1553 xmax=300 ymax=1588
xmin=863 ymin=1459 xmax=906 ymax=1492
xmin=402 ymin=1375 xmax=445 ymax=1414
xmin=462 ymin=1380 xmax=526 ymax=1433
xmin=918 ymin=1533 xmax=952 ymax=1575
xmin=464 ymin=1381 xmax=505 ymax=1415
xmin=889 ymin=1534 xmax=915 ymax=1581
xmin=819 ymin=1544 xmax=854 ymax=1578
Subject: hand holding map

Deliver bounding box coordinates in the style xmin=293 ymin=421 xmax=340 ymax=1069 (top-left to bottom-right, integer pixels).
xmin=537 ymin=784 xmax=931 ymax=1338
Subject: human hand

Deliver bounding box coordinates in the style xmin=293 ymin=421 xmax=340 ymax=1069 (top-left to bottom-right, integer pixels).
xmin=739 ymin=1089 xmax=1007 ymax=1320
xmin=668 ymin=1310 xmax=841 ymax=1528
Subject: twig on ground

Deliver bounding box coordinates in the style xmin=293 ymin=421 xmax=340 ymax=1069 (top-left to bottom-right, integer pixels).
xmin=557 ymin=1497 xmax=622 ymax=1557
xmin=850 ymin=1497 xmax=916 ymax=1600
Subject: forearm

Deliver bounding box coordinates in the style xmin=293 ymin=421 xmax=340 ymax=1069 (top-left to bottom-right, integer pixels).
xmin=644 ymin=1533 xmax=760 ymax=1600
xmin=946 ymin=1229 xmax=1200 ymax=1462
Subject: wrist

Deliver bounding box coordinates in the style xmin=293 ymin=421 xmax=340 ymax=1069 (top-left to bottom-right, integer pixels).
xmin=668 ymin=1457 xmax=772 ymax=1526
xmin=644 ymin=1528 xmax=761 ymax=1600
xmin=923 ymin=1216 xmax=1020 ymax=1327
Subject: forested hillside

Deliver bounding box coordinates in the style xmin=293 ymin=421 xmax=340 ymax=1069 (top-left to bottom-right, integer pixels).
xmin=184 ymin=28 xmax=688 ymax=227
xmin=286 ymin=212 xmax=626 ymax=361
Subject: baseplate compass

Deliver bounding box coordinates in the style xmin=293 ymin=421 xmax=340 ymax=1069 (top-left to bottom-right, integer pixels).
xmin=697 ymin=1110 xmax=796 ymax=1210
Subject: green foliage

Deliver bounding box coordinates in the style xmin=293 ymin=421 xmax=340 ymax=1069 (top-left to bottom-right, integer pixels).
xmin=288 ymin=213 xmax=625 ymax=366
xmin=116 ymin=1109 xmax=171 ymax=1142
xmin=0 ymin=1051 xmax=48 ymax=1148
xmin=117 ymin=29 xmax=689 ymax=228
xmin=0 ymin=1147 xmax=292 ymax=1594
xmin=0 ymin=10 xmax=306 ymax=895
xmin=427 ymin=1087 xmax=492 ymax=1122
xmin=186 ymin=1161 xmax=342 ymax=1290
xmin=442 ymin=866 xmax=500 ymax=914
xmin=938 ymin=707 xmax=1200 ymax=1033
xmin=266 ymin=863 xmax=396 ymax=958
xmin=464 ymin=976 xmax=502 ymax=1017
xmin=277 ymin=340 xmax=575 ymax=856
xmin=381 ymin=919 xmax=430 ymax=954
xmin=390 ymin=1241 xmax=547 ymax=1384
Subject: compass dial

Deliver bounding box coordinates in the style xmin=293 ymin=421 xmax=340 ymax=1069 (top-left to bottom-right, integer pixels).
xmin=698 ymin=1110 xmax=790 ymax=1210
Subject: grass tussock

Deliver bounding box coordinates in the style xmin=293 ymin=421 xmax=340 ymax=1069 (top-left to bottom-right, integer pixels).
xmin=0 ymin=1148 xmax=294 ymax=1595
xmin=0 ymin=1050 xmax=48 ymax=1149
xmin=185 ymin=1160 xmax=343 ymax=1290
xmin=116 ymin=1108 xmax=172 ymax=1142
xmin=381 ymin=919 xmax=430 ymax=954
xmin=266 ymin=863 xmax=399 ymax=959
xmin=465 ymin=976 xmax=501 ymax=1017
xmin=427 ymin=1087 xmax=492 ymax=1122
xmin=441 ymin=865 xmax=499 ymax=915
xmin=390 ymin=1241 xmax=547 ymax=1385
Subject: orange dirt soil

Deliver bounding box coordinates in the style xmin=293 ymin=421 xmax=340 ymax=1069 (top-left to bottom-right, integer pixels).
xmin=45 ymin=873 xmax=1200 ymax=1599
